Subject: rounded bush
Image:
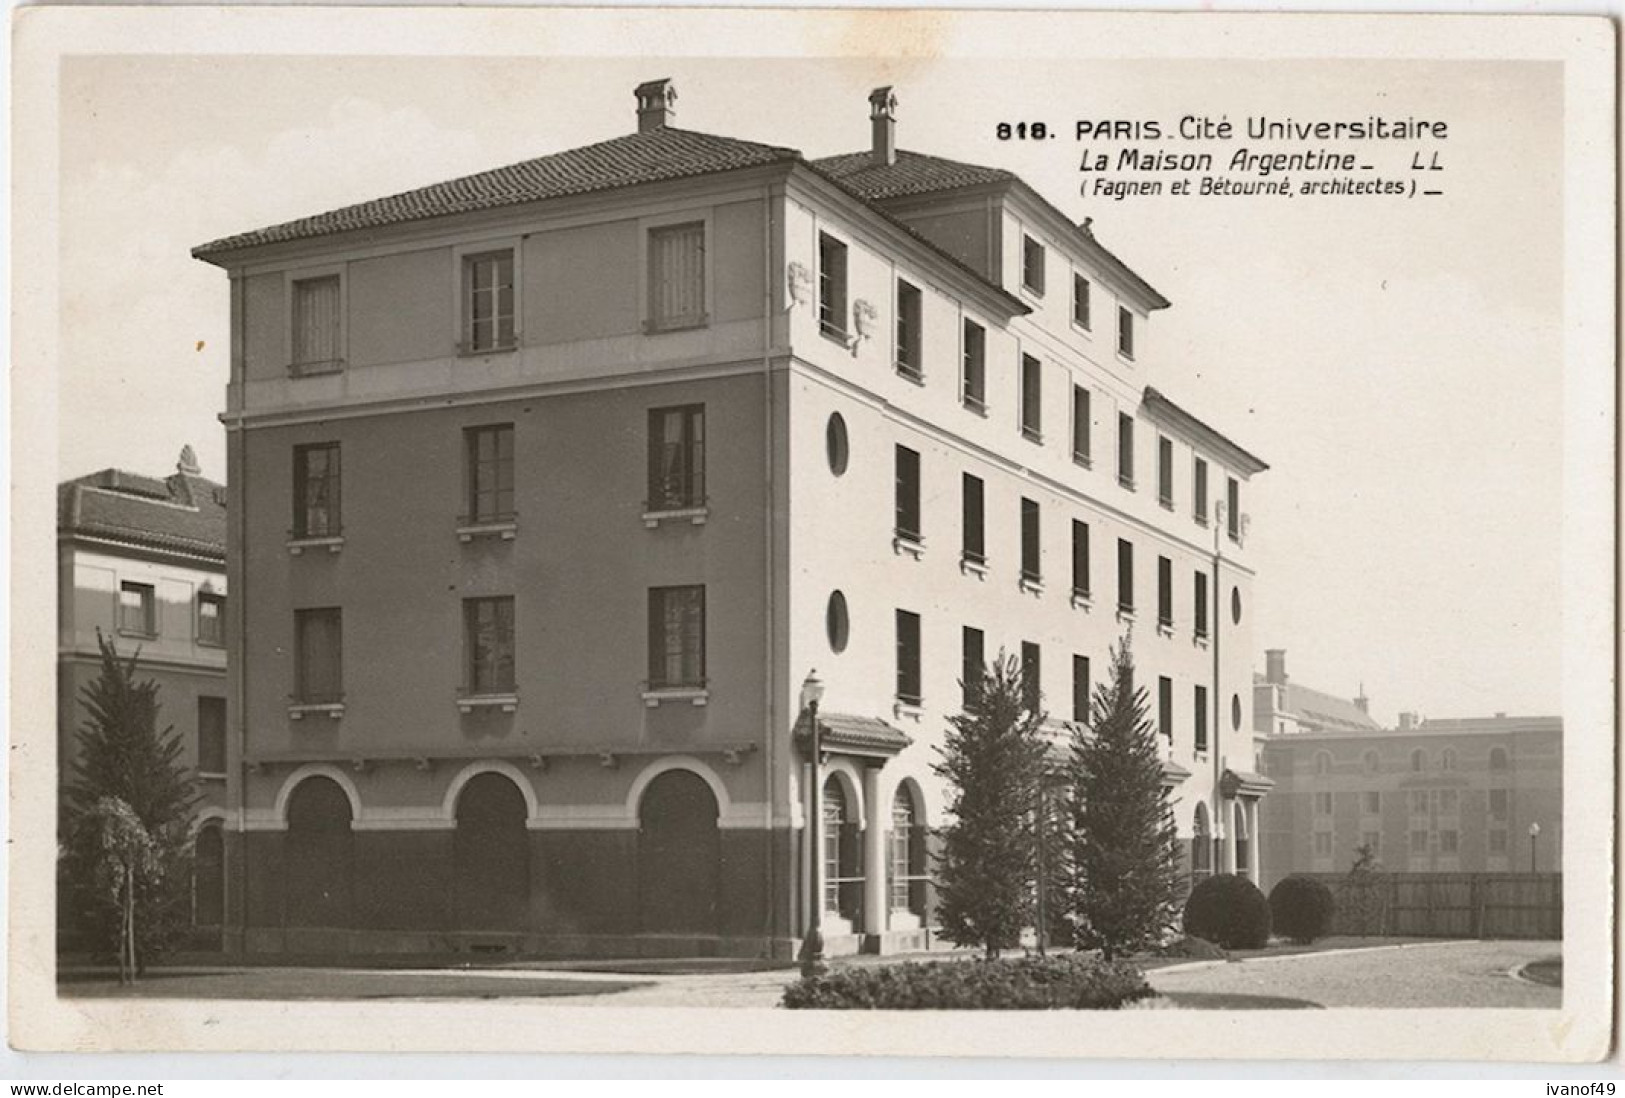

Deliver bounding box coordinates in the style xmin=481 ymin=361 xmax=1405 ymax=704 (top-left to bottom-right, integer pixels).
xmin=1182 ymin=874 xmax=1271 ymax=950
xmin=1268 ymin=875 xmax=1336 ymax=944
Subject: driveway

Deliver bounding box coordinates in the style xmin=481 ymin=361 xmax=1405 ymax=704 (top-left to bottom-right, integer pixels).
xmin=1147 ymin=940 xmax=1561 ymax=1009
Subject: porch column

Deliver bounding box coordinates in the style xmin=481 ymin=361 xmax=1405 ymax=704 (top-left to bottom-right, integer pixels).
xmin=862 ymin=766 xmax=887 ymax=937
xmin=802 ymin=761 xmax=817 ymax=934
xmin=1221 ymin=801 xmax=1238 ymax=874
xmin=1246 ymin=798 xmax=1262 ymax=884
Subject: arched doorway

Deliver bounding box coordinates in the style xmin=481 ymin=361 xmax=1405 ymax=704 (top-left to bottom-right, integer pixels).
xmin=823 ymin=776 xmax=862 ymax=927
xmin=453 ymin=771 xmax=530 ymax=931
xmin=285 ymin=776 xmax=353 ymax=929
xmin=1191 ymin=803 xmax=1211 ymax=881
xmin=193 ymin=822 xmax=225 ymax=930
xmin=889 ymin=784 xmax=927 ymax=922
xmin=637 ymin=769 xmax=720 ymax=935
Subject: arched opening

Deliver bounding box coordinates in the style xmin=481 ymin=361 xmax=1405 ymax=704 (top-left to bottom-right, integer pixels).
xmin=637 ymin=768 xmax=720 ymax=935
xmin=193 ymin=822 xmax=225 ymax=932
xmin=1232 ymin=802 xmax=1251 ymax=879
xmin=823 ymin=776 xmax=863 ymax=926
xmin=453 ymin=771 xmax=530 ymax=931
xmin=285 ymin=776 xmax=353 ymax=929
xmin=1410 ymin=748 xmax=1426 ymax=773
xmin=1441 ymin=748 xmax=1457 ymax=772
xmin=1191 ymin=803 xmax=1212 ymax=880
xmin=889 ymin=784 xmax=927 ymax=921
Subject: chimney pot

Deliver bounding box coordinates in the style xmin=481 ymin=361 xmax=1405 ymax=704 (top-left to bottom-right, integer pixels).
xmin=1354 ymin=682 xmax=1370 ymax=714
xmin=869 ymin=86 xmax=898 ymax=166
xmin=1265 ymin=649 xmax=1288 ymax=685
xmin=635 ymin=78 xmax=677 ymax=134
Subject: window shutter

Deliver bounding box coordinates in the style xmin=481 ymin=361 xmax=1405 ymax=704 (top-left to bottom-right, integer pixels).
xmin=651 ymin=223 xmax=705 ymax=328
xmin=293 ymin=276 xmax=340 ymax=366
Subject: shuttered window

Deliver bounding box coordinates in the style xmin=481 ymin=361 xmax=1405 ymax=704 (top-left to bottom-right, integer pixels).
xmin=295 ymin=608 xmax=343 ymax=704
xmin=1020 ymin=354 xmax=1042 ymax=441
xmin=464 ymin=596 xmax=516 ymax=695
xmin=291 ymin=276 xmax=342 ymax=374
xmin=1072 ymin=655 xmax=1090 ymax=723
xmin=1021 ymin=641 xmax=1041 ymax=713
xmin=1071 ymin=385 xmax=1091 ymax=464
xmin=1020 ymin=498 xmax=1041 ymax=582
xmin=961 ymin=626 xmax=984 ymax=709
xmin=962 ymin=320 xmax=986 ymax=410
xmin=1071 ymin=520 xmax=1090 ymax=598
xmin=648 ymin=222 xmax=706 ymax=330
xmin=1194 ymin=684 xmax=1208 ymax=752
xmin=895 ymin=281 xmax=922 ymax=378
xmin=895 ymin=609 xmax=922 ymax=705
xmin=293 ymin=443 xmax=341 ymax=538
xmin=961 ymin=473 xmax=985 ymax=563
xmin=894 ymin=445 xmax=922 ymax=543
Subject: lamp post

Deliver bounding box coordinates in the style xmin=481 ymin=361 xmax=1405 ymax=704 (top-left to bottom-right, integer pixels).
xmin=1528 ymin=821 xmax=1541 ymax=874
xmin=799 ymin=669 xmax=828 ymax=978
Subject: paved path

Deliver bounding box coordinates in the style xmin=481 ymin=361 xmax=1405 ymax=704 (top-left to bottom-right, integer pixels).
xmin=1147 ymin=940 xmax=1561 ymax=1009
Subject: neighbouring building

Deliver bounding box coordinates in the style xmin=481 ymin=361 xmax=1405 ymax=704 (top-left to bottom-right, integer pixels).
xmin=58 ymin=446 xmax=230 ymax=941
xmin=191 ymin=79 xmax=1269 ymax=959
xmin=1256 ymin=651 xmax=1561 ymax=888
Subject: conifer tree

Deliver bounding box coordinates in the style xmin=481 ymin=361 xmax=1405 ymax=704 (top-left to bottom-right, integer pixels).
xmin=1059 ymin=634 xmax=1184 ymax=960
xmin=931 ymin=652 xmax=1048 ymax=959
xmin=62 ymin=633 xmax=200 ymax=968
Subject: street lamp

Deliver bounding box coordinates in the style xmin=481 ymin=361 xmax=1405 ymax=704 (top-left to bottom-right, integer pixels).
xmin=799 ymin=669 xmax=828 ymax=978
xmin=1528 ymin=821 xmax=1541 ymax=874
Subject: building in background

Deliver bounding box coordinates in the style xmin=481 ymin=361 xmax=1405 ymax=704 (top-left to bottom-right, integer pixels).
xmin=1257 ymin=654 xmax=1561 ymax=888
xmin=192 ymin=78 xmax=1268 ymax=959
xmin=57 ymin=445 xmax=229 ymax=939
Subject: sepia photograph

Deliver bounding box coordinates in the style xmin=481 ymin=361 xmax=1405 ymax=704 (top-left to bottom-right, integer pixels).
xmin=8 ymin=6 xmax=1615 ymax=1065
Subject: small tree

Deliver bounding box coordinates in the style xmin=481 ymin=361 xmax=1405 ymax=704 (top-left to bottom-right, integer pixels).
xmin=1339 ymin=841 xmax=1388 ymax=936
xmin=83 ymin=798 xmax=158 ymax=983
xmin=61 ymin=633 xmax=200 ymax=969
xmin=931 ymin=652 xmax=1048 ymax=958
xmin=1058 ymin=634 xmax=1185 ymax=960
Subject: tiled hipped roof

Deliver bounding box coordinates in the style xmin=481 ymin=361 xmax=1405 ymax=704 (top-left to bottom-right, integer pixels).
xmin=60 ymin=467 xmax=227 ymax=562
xmin=193 ymin=128 xmax=801 ymax=257
xmin=812 ymin=150 xmax=1017 ymax=200
xmin=1256 ymin=676 xmax=1383 ymax=732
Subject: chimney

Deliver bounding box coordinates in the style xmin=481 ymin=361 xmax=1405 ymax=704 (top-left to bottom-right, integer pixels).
xmin=1354 ymin=683 xmax=1370 ymax=715
xmin=177 ymin=444 xmax=201 ymax=476
xmin=1398 ymin=711 xmax=1418 ymax=731
xmin=635 ymin=78 xmax=677 ymax=134
xmin=1264 ymin=649 xmax=1288 ymax=685
xmin=869 ymin=86 xmax=898 ymax=166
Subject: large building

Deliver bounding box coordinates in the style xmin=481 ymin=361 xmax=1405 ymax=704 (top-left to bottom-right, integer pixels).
xmin=1255 ymin=651 xmax=1561 ymax=888
xmin=192 ymin=79 xmax=1268 ymax=959
xmin=58 ymin=446 xmax=230 ymax=940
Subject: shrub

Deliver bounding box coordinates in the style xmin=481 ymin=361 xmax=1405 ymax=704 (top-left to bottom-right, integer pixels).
xmin=781 ymin=953 xmax=1153 ymax=1010
xmin=1268 ymin=876 xmax=1337 ymax=944
xmin=1182 ymin=874 xmax=1271 ymax=950
xmin=1146 ymin=934 xmax=1228 ymax=961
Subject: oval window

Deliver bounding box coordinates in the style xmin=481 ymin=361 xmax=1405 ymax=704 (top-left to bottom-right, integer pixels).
xmin=1231 ymin=586 xmax=1243 ymax=624
xmin=826 ymin=413 xmax=849 ymax=476
xmin=1231 ymin=694 xmax=1243 ymax=731
xmin=826 ymin=590 xmax=849 ymax=653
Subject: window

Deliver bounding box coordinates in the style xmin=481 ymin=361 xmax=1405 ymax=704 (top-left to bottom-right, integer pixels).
xmin=1489 ymin=747 xmax=1509 ymax=771
xmin=1021 ymin=642 xmax=1041 ymax=713
xmin=1072 ymin=274 xmax=1091 ymax=329
xmin=1116 ymin=538 xmax=1134 ymax=612
xmin=1020 ymin=354 xmax=1042 ymax=441
xmin=1071 ymin=386 xmax=1091 ymax=464
xmin=197 ymin=697 xmax=226 ymax=776
xmin=1314 ymin=832 xmax=1334 ymax=857
xmin=1362 ymin=791 xmax=1381 ymax=815
xmin=1157 ymin=556 xmax=1173 ymax=629
xmin=962 ymin=320 xmax=986 ymax=411
xmin=896 ymin=610 xmax=922 ymax=705
xmin=1489 ymin=788 xmax=1509 ymax=821
xmin=1410 ymin=748 xmax=1426 ymax=773
xmin=1072 ymin=655 xmax=1090 ymax=723
xmin=1193 ymin=457 xmax=1210 ymax=525
xmin=1439 ymin=830 xmax=1459 ymax=855
xmin=118 ymin=581 xmax=156 ymax=636
xmin=464 ymin=596 xmax=516 ymax=695
xmin=961 ymin=626 xmax=984 ymax=708
xmin=962 ymin=474 xmax=985 ymax=564
xmin=895 ymin=280 xmax=922 ymax=379
xmin=1314 ymin=792 xmax=1333 ymax=816
xmin=826 ymin=414 xmax=849 ymax=476
xmin=647 ymin=221 xmax=706 ymax=331
xmin=1117 ymin=306 xmax=1135 ymax=359
xmin=197 ymin=592 xmax=225 ymax=646
xmin=648 ymin=586 xmax=705 ymax=689
xmin=1158 ymin=437 xmax=1175 ymax=509
xmin=463 ymin=250 xmax=515 ymax=353
xmin=1314 ymin=751 xmax=1331 ymax=776
xmin=1441 ymin=748 xmax=1458 ymax=772
xmin=291 ymin=275 xmax=342 ymax=375
xmin=1227 ymin=477 xmax=1241 ymax=542
xmin=1409 ymin=830 xmax=1429 ymax=855
xmin=294 ymin=607 xmax=343 ymax=704
xmin=1117 ymin=413 xmax=1135 ymax=489
xmin=818 ymin=233 xmax=848 ymax=339
xmin=890 ymin=788 xmax=925 ymax=914
xmin=1194 ymin=570 xmax=1209 ymax=638
xmin=1489 ymin=829 xmax=1508 ymax=855
xmin=1436 ymin=789 xmax=1459 ymax=815
xmin=1022 ymin=234 xmax=1045 ymax=295
xmin=465 ymin=424 xmax=515 ymax=524
xmin=648 ymin=406 xmax=705 ymax=510
xmin=826 ymin=591 xmax=849 ymax=653
xmin=1158 ymin=676 xmax=1173 ymax=741
xmin=293 ymin=442 xmax=341 ymax=539
xmin=894 ymin=445 xmax=922 ymax=545
xmin=1020 ymin=497 xmax=1041 ymax=583
xmin=1409 ymin=790 xmax=1430 ymax=815
xmin=1193 ymin=684 xmax=1208 ymax=752
xmin=1071 ymin=520 xmax=1090 ymax=599
xmin=1363 ymin=750 xmax=1380 ymax=775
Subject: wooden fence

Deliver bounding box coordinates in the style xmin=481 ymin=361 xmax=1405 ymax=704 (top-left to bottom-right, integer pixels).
xmin=1293 ymin=872 xmax=1561 ymax=940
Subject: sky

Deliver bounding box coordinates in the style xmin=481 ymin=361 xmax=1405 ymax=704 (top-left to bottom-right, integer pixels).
xmin=55 ymin=51 xmax=1564 ymax=723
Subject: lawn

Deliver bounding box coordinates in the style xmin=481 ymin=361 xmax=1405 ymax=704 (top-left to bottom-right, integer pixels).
xmin=58 ymin=968 xmax=646 ymax=1000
